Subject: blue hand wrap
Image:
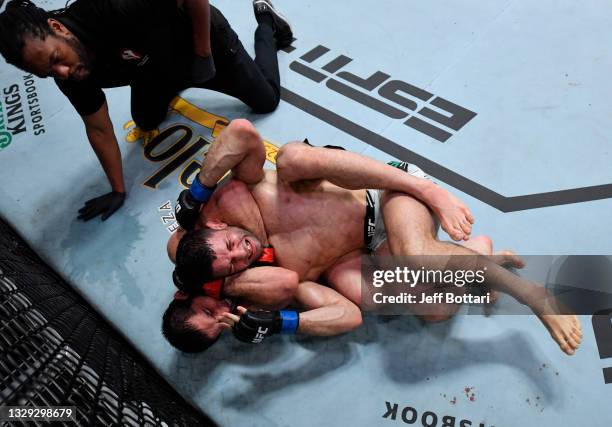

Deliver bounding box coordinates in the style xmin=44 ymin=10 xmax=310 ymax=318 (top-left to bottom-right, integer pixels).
xmin=279 ymin=310 xmax=299 ymax=334
xmin=189 ymin=176 xmax=216 ymax=203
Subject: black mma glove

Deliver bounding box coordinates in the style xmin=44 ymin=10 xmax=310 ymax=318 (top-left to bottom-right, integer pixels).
xmin=191 ymin=54 xmax=216 ymax=85
xmin=77 ymin=191 xmax=125 ymax=221
xmin=175 ymin=189 xmax=201 ymax=230
xmin=233 ymin=309 xmax=299 ymax=344
xmin=175 ymin=177 xmax=217 ymax=230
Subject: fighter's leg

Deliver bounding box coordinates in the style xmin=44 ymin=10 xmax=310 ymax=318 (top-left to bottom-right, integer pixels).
xmin=275 ymin=142 xmax=474 ymax=241
xmin=374 ymin=240 xmax=465 ymax=323
xmin=197 ymin=119 xmax=266 ymax=187
xmin=323 ymin=250 xmax=365 ymax=307
xmin=323 ymin=246 xmax=461 ymax=322
xmin=459 ymin=236 xmax=497 ymax=304
xmin=461 ymin=235 xmax=492 ymax=254
xmin=381 ymin=191 xmax=582 ymax=355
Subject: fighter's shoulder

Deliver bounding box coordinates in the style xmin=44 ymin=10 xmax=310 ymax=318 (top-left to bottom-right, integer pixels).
xmin=212 ymin=178 xmax=253 ymax=204
xmin=217 ymin=177 xmax=250 ymax=192
xmin=197 ymin=179 xmax=253 ymax=221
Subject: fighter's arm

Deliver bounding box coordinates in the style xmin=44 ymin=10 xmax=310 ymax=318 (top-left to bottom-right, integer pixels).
xmin=221 ymin=281 xmax=363 ymax=341
xmin=223 ymin=266 xmax=299 ymax=310
xmin=197 ymin=119 xmax=266 ymax=187
xmin=212 ymin=265 xmax=360 ymax=331
xmin=175 ymin=119 xmax=265 ymax=229
xmin=292 ymin=281 xmax=363 ymax=336
xmin=276 ymin=142 xmax=474 ymax=241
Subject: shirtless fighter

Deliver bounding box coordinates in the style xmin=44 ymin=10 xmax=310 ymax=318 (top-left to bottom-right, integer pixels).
xmin=163 ymin=119 xmax=582 ymax=355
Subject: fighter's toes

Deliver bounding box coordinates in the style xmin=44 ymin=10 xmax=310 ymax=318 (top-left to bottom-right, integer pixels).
xmin=451 ymin=228 xmax=465 ymax=241
xmin=465 ymin=209 xmax=475 ymax=224
xmin=539 ymin=313 xmax=580 ymax=355
xmin=565 ymin=333 xmax=580 ymax=350
xmin=459 ymin=219 xmax=472 ymax=237
xmin=555 ymin=333 xmax=575 ymax=355
xmin=442 ymin=222 xmax=461 ymax=241
xmin=570 ymin=331 xmax=582 ymax=345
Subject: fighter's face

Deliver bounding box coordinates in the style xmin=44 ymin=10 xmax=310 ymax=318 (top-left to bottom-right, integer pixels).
xmin=207 ymin=227 xmax=263 ymax=277
xmin=187 ymin=296 xmax=232 ymax=340
xmin=21 ymin=21 xmax=92 ymax=81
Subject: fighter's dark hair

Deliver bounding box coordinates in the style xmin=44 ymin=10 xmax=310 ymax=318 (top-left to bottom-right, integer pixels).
xmin=175 ymin=228 xmax=218 ymax=288
xmin=0 ymin=0 xmax=59 ymax=68
xmin=162 ymin=297 xmax=220 ymax=353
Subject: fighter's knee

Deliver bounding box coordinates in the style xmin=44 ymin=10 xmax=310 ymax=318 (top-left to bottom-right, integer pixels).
xmin=344 ymin=304 xmax=363 ymax=331
xmin=380 ymin=191 xmax=439 ymax=255
xmin=479 ymin=235 xmax=493 ymax=255
xmin=390 ymin=231 xmax=438 ymax=257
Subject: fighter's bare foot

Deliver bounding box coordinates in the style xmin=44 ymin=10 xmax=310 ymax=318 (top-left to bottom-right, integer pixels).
xmin=530 ymin=293 xmax=582 ymax=355
xmin=462 ymin=235 xmax=492 ymax=254
xmin=423 ymin=184 xmax=474 ymax=241
xmin=538 ymin=313 xmax=582 ymax=355
xmin=478 ymin=251 xmax=526 ymax=305
xmin=493 ymin=250 xmax=525 ymax=269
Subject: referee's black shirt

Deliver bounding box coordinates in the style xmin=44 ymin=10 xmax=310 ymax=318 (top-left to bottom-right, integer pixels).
xmin=54 ymin=0 xmax=232 ymax=116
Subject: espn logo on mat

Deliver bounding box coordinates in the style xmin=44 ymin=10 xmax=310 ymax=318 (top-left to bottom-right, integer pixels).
xmin=289 ymin=45 xmax=477 ymax=143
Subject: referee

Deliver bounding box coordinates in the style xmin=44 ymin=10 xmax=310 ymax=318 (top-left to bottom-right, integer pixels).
xmin=0 ymin=0 xmax=293 ymax=220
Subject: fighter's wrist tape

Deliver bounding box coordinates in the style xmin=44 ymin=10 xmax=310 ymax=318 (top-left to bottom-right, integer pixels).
xmin=279 ymin=310 xmax=299 ymax=334
xmin=189 ymin=176 xmax=217 ymax=203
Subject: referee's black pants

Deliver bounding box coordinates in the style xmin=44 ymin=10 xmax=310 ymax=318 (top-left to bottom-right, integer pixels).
xmin=131 ymin=11 xmax=281 ymax=131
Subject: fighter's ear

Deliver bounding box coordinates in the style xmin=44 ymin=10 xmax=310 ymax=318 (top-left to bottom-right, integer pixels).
xmin=166 ymin=228 xmax=185 ymax=264
xmin=174 ymin=291 xmax=189 ymax=301
xmin=47 ymin=18 xmax=71 ymax=37
xmin=205 ymin=219 xmax=228 ymax=230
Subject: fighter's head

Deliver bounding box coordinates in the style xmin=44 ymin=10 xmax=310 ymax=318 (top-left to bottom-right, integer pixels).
xmin=172 ymin=221 xmax=264 ymax=287
xmin=0 ymin=0 xmax=92 ymax=80
xmin=162 ymin=292 xmax=232 ymax=353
